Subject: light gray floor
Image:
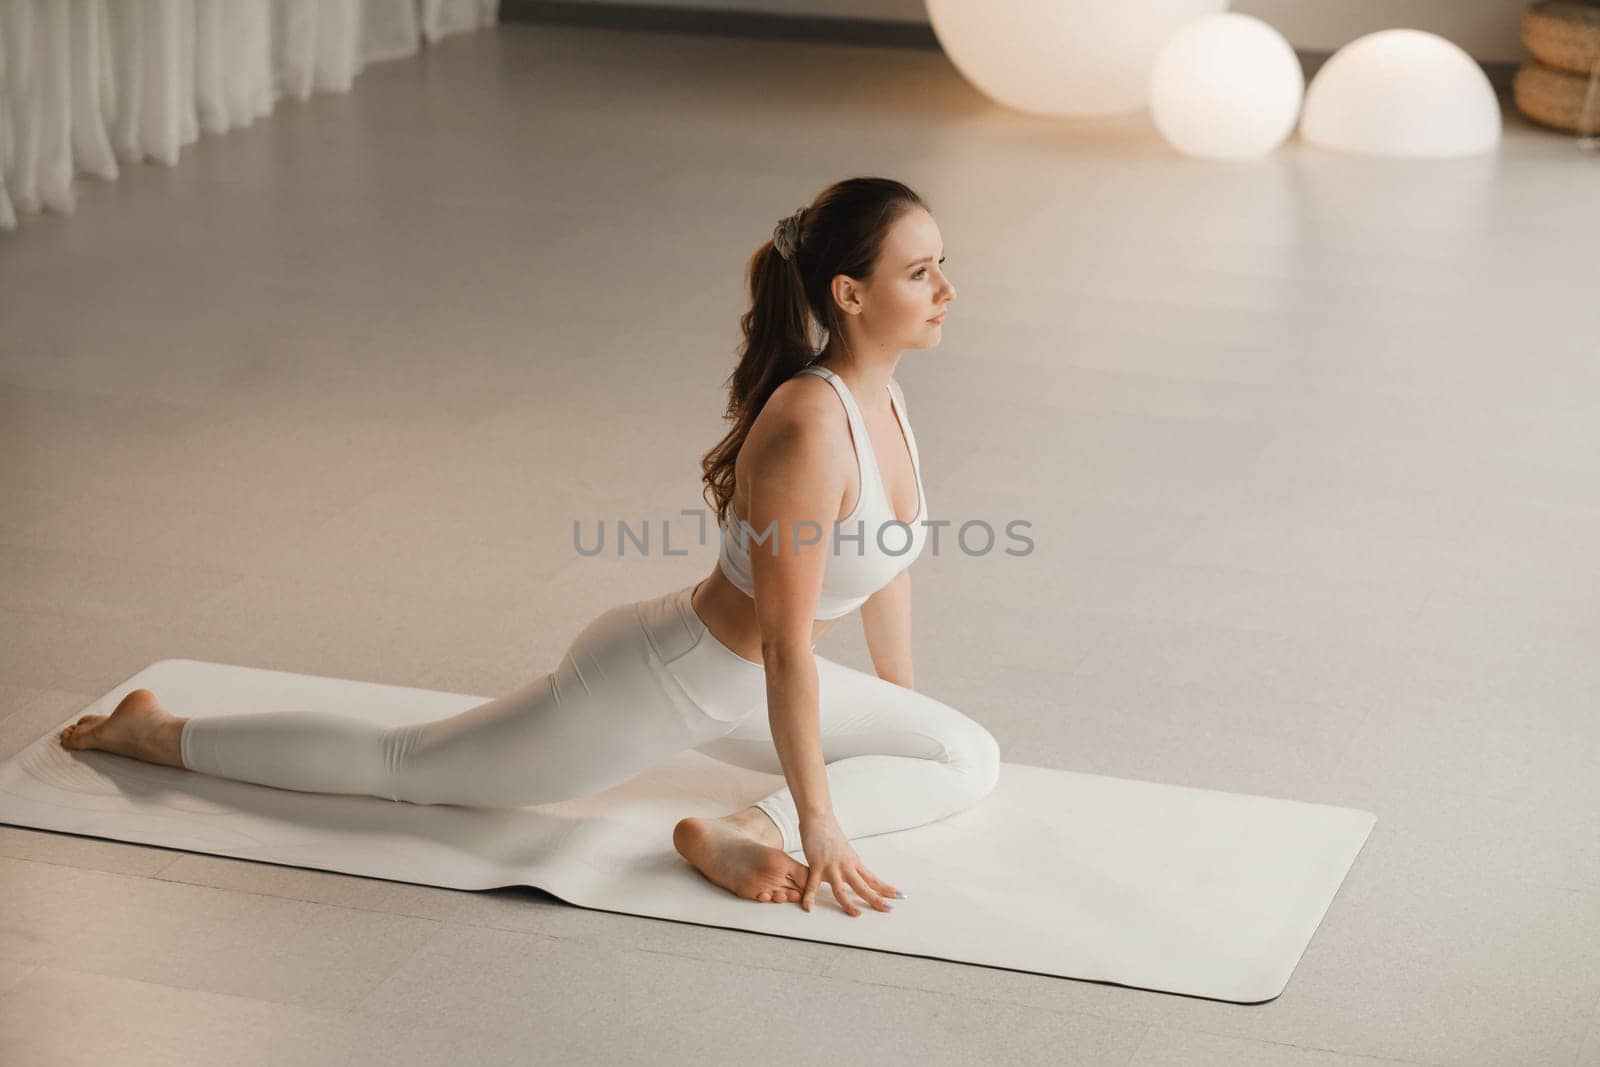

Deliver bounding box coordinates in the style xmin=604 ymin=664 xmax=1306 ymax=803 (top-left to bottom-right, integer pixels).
xmin=3 ymin=21 xmax=1599 ymax=1067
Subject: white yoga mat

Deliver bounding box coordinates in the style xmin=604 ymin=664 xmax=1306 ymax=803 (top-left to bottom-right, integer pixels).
xmin=0 ymin=659 xmax=1375 ymax=1003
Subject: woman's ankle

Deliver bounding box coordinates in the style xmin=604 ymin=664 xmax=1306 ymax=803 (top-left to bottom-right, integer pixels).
xmin=156 ymin=718 xmax=189 ymax=769
xmin=726 ymin=805 xmax=783 ymax=849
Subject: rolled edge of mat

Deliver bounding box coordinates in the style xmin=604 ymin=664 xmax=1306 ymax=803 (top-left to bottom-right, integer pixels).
xmin=1523 ymin=1 xmax=1600 ymax=76
xmin=1513 ymin=59 xmax=1600 ymax=134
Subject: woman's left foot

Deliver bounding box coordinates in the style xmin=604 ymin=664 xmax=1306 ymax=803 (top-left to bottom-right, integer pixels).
xmin=673 ymin=815 xmax=809 ymax=904
xmin=58 ymin=688 xmax=185 ymax=768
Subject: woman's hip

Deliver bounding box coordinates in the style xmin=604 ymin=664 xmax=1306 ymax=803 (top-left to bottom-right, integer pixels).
xmin=631 ymin=580 xmax=768 ymax=724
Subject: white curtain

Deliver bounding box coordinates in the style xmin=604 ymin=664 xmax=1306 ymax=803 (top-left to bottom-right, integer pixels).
xmin=0 ymin=0 xmax=499 ymax=232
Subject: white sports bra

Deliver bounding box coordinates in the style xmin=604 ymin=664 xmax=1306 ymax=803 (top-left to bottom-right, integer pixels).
xmin=717 ymin=364 xmax=928 ymax=620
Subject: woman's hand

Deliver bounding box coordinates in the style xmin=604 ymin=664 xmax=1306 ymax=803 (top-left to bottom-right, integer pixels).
xmin=797 ymin=815 xmax=903 ymax=916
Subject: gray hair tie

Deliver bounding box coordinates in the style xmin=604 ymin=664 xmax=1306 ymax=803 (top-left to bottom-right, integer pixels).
xmin=772 ymin=206 xmax=807 ymax=261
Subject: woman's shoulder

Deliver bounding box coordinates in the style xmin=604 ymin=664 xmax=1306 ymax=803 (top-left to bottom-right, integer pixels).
xmin=758 ymin=368 xmax=845 ymax=434
xmin=743 ymin=370 xmax=852 ymax=473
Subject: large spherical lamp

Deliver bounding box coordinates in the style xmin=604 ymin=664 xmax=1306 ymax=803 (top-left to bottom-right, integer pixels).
xmin=1149 ymin=13 xmax=1304 ymax=159
xmin=926 ymin=0 xmax=1230 ymax=117
xmin=1299 ymin=29 xmax=1503 ymax=158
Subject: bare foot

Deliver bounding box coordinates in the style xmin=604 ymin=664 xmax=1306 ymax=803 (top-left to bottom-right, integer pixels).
xmin=673 ymin=814 xmax=809 ymax=905
xmin=57 ymin=688 xmax=186 ymax=769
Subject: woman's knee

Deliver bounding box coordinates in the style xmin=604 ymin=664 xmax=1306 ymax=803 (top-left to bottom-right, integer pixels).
xmin=964 ymin=721 xmax=1002 ymax=798
xmin=940 ymin=712 xmax=1001 ymax=801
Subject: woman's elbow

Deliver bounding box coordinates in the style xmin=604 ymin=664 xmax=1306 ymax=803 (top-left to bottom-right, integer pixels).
xmin=759 ymin=638 xmax=815 ymax=670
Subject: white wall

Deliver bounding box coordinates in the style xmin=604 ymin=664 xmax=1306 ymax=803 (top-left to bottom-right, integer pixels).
xmin=1236 ymin=0 xmax=1525 ymax=61
xmin=561 ymin=0 xmax=1530 ymax=63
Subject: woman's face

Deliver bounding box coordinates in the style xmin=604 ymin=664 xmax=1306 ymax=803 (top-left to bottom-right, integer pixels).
xmin=837 ymin=207 xmax=956 ymax=351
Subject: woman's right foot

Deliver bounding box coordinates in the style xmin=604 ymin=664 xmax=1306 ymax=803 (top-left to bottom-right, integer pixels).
xmin=673 ymin=815 xmax=809 ymax=904
xmin=57 ymin=688 xmax=186 ymax=769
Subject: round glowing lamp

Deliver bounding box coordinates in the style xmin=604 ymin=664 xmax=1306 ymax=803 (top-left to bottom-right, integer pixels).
xmin=1149 ymin=14 xmax=1304 ymax=159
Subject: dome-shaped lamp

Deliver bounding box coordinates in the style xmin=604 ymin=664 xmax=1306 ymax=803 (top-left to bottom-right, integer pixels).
xmin=926 ymin=0 xmax=1229 ymax=117
xmin=1300 ymin=29 xmax=1502 ymax=158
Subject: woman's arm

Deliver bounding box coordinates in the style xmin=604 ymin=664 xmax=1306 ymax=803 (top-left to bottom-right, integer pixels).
xmin=859 ymin=568 xmax=913 ymax=689
xmin=745 ymin=382 xmax=901 ymax=915
xmin=862 ymin=376 xmax=915 ymax=688
xmin=745 ymin=397 xmax=847 ymax=825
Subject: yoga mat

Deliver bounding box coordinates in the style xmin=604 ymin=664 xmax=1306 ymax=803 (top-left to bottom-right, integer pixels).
xmin=0 ymin=659 xmax=1375 ymax=1003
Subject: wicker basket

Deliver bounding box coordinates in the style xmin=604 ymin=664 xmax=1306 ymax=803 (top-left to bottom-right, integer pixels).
xmin=1514 ymin=58 xmax=1600 ymax=133
xmin=1522 ymin=0 xmax=1600 ymax=75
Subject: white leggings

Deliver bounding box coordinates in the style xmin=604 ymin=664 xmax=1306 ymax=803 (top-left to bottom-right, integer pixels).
xmin=179 ymin=580 xmax=1002 ymax=854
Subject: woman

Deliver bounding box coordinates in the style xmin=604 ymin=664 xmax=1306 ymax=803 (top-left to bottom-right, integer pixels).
xmin=57 ymin=177 xmax=998 ymax=919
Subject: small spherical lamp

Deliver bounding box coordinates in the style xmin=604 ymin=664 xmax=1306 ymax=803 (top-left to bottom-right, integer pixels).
xmin=926 ymin=0 xmax=1230 ymax=117
xmin=1149 ymin=14 xmax=1304 ymax=159
xmin=1299 ymin=29 xmax=1503 ymax=158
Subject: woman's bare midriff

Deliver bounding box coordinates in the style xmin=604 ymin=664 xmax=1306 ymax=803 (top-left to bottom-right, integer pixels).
xmin=690 ymin=567 xmax=845 ymax=667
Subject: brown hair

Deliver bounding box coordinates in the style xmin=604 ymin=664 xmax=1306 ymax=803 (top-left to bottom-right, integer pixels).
xmin=700 ymin=176 xmax=929 ymax=527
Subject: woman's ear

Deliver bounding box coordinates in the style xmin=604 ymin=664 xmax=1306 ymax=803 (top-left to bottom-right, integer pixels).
xmin=830 ymin=275 xmax=861 ymax=316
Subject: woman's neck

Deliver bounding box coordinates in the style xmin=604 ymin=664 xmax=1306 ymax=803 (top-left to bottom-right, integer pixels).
xmin=813 ymin=350 xmax=897 ymax=408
